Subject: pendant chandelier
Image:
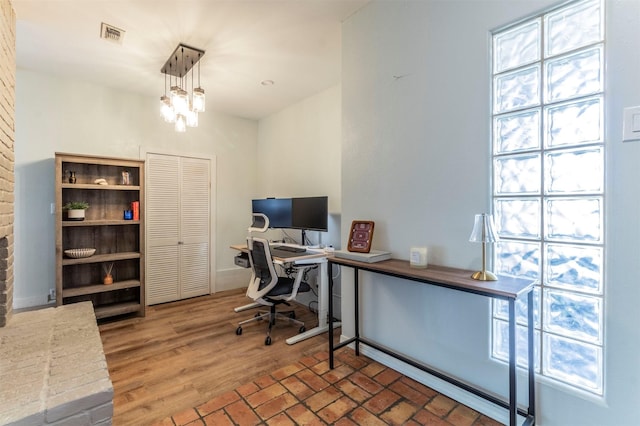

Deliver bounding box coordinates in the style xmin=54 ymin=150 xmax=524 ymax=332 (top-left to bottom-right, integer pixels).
xmin=160 ymin=43 xmax=205 ymax=132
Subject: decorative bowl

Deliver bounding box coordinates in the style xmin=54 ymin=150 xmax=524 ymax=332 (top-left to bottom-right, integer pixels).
xmin=64 ymin=248 xmax=96 ymax=259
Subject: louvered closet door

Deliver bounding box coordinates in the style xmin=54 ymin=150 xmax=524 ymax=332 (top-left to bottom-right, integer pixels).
xmin=179 ymin=157 xmax=210 ymax=298
xmin=146 ymin=153 xmax=211 ymax=305
xmin=147 ymin=154 xmax=180 ymax=304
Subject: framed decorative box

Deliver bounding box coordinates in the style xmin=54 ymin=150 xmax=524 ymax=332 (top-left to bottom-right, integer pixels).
xmin=348 ymin=220 xmax=375 ymax=253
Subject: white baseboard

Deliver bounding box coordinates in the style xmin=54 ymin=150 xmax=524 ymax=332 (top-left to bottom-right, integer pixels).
xmin=339 ymin=335 xmax=520 ymax=425
xmin=14 ymin=295 xmax=54 ymax=310
xmin=216 ymin=268 xmax=251 ymax=292
xmin=15 ymin=268 xmax=263 ymax=310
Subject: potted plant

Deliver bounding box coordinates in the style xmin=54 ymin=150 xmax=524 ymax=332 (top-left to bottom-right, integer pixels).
xmin=63 ymin=201 xmax=90 ymax=221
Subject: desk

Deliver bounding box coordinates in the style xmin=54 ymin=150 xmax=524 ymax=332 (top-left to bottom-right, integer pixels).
xmin=231 ymin=244 xmax=341 ymax=345
xmin=328 ymin=257 xmax=535 ymax=426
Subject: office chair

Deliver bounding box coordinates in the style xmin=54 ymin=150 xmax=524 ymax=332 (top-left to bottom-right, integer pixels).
xmin=234 ymin=213 xmax=271 ymax=314
xmin=248 ymin=212 xmax=269 ymax=233
xmin=235 ymin=236 xmax=311 ymax=345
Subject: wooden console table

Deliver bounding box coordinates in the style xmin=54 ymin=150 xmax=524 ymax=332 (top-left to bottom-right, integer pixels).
xmin=328 ymin=257 xmax=535 ymax=426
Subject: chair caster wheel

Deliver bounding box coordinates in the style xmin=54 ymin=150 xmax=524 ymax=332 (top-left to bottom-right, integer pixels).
xmin=289 ymin=312 xmax=296 ymax=319
xmin=255 ymin=312 xmax=262 ymax=320
xmin=265 ymin=336 xmax=272 ymax=345
xmin=299 ymin=326 xmax=306 ymax=333
xmin=236 ymin=326 xmax=242 ymax=335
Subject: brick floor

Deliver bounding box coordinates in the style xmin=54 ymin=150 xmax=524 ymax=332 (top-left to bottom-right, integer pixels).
xmin=151 ymin=348 xmax=504 ymax=426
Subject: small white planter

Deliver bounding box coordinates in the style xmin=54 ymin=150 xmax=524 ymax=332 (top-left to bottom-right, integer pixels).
xmin=67 ymin=209 xmax=86 ymax=221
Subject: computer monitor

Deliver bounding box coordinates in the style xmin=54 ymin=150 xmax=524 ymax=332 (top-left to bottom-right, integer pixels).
xmin=292 ymin=196 xmax=328 ymax=232
xmin=251 ymin=196 xmax=328 ymax=238
xmin=251 ymin=198 xmax=292 ymax=228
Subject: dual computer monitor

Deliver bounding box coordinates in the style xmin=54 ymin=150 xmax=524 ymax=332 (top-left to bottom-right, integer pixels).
xmin=251 ymin=196 xmax=328 ymax=232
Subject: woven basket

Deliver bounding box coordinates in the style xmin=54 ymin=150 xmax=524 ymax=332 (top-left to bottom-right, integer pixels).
xmin=64 ymin=248 xmax=96 ymax=259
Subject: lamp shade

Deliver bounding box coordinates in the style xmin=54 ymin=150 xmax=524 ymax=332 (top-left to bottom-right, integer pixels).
xmin=469 ymin=213 xmax=498 ymax=243
xmin=174 ymin=114 xmax=187 ymax=132
xmin=192 ymin=87 xmax=205 ymax=112
xmin=160 ymin=96 xmax=175 ymax=123
xmin=172 ymin=88 xmax=189 ymax=115
xmin=185 ymin=108 xmax=198 ymax=128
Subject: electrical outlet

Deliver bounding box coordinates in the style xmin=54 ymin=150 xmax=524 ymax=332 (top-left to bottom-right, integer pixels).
xmin=48 ymin=288 xmax=56 ymax=302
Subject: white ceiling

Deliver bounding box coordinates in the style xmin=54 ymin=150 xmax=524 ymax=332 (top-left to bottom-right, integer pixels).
xmin=12 ymin=0 xmax=368 ymax=120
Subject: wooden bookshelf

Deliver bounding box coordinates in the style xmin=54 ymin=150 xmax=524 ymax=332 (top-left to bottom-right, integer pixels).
xmin=55 ymin=152 xmax=145 ymax=319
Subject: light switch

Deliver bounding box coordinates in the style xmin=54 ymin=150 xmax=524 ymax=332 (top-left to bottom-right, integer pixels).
xmin=623 ymin=106 xmax=640 ymax=142
xmin=633 ymin=113 xmax=640 ymax=132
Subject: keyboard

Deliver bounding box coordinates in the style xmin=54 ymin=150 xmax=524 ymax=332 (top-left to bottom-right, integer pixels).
xmin=272 ymin=245 xmax=306 ymax=253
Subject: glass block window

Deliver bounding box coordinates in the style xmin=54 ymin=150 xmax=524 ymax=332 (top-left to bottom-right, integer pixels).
xmin=491 ymin=0 xmax=604 ymax=395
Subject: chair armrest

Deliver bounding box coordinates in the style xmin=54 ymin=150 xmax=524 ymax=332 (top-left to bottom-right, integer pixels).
xmin=287 ymin=265 xmax=313 ymax=300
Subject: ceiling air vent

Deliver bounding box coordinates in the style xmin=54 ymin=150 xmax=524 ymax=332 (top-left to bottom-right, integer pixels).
xmin=100 ymin=23 xmax=125 ymax=44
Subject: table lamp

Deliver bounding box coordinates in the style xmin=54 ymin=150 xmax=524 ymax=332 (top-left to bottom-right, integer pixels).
xmin=469 ymin=213 xmax=499 ymax=281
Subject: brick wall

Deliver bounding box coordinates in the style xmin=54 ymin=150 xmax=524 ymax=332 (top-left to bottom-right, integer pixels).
xmin=0 ymin=303 xmax=114 ymax=424
xmin=0 ymin=0 xmax=15 ymax=327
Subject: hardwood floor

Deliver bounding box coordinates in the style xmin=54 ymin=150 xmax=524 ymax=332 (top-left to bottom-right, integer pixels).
xmin=98 ymin=289 xmax=335 ymax=426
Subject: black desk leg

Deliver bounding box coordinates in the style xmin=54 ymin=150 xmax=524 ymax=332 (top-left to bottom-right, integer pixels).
xmin=329 ymin=261 xmax=335 ymax=369
xmin=509 ymin=299 xmax=517 ymax=426
xmin=354 ymin=267 xmax=360 ymax=357
xmin=528 ymin=290 xmax=536 ymax=421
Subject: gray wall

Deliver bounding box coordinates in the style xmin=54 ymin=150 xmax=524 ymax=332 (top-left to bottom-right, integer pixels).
xmin=341 ymin=1 xmax=640 ymax=425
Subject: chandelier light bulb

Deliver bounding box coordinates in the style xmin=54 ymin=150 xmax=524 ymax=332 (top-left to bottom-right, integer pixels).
xmin=174 ymin=114 xmax=187 ymax=132
xmin=160 ymin=96 xmax=175 ymax=123
xmin=192 ymin=87 xmax=206 ymax=113
xmin=171 ymin=88 xmax=188 ymax=116
xmin=186 ymin=108 xmax=198 ymax=128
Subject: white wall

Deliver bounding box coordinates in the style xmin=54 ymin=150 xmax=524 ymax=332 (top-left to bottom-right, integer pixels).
xmin=14 ymin=69 xmax=258 ymax=307
xmin=253 ymin=85 xmax=343 ymax=311
xmin=342 ymin=1 xmax=640 ymax=425
xmin=256 ymin=84 xmax=342 ymax=248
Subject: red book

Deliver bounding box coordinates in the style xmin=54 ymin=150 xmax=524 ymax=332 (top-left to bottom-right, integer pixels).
xmin=131 ymin=201 xmax=140 ymax=221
